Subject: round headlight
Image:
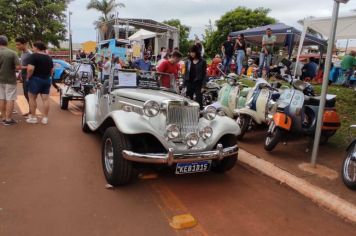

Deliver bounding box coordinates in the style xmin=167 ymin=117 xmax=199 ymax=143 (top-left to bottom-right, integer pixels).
xmin=199 ymin=126 xmax=213 ymax=140
xmin=143 ymin=100 xmax=160 ymax=117
xmin=267 ymin=100 xmax=277 ymax=115
xmin=185 ymin=133 xmax=199 ymax=148
xmin=203 ymin=106 xmax=217 ymax=121
xmin=227 ymin=78 xmax=235 ymax=86
xmin=217 ymin=110 xmax=225 ymax=116
xmin=166 ymin=124 xmax=180 ymax=140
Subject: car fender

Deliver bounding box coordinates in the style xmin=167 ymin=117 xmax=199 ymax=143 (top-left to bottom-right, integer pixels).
xmin=235 ymin=108 xmax=264 ymax=124
xmin=204 ymin=116 xmax=240 ymax=146
xmin=84 ymin=94 xmax=98 ymax=127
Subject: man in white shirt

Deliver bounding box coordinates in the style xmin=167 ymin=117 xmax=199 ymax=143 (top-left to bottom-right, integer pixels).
xmin=102 ymin=57 xmax=111 ymax=82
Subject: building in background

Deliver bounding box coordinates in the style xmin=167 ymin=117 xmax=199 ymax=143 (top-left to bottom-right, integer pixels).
xmin=96 ymin=18 xmax=179 ymax=58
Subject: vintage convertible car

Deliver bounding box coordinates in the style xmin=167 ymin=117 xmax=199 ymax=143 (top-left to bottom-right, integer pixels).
xmin=82 ymin=70 xmax=240 ymax=186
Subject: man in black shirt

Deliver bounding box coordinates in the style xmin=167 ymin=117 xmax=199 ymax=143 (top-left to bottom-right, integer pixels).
xmin=26 ymin=41 xmax=54 ymax=125
xmin=222 ymin=35 xmax=235 ymax=74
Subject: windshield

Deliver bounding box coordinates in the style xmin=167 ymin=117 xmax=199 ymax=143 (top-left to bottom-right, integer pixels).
xmin=109 ymin=70 xmax=179 ymax=94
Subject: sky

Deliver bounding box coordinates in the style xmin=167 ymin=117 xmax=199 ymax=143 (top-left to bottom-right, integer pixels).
xmin=68 ymin=0 xmax=356 ymax=46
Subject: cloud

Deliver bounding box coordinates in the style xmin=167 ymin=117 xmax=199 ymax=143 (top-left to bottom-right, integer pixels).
xmin=69 ymin=0 xmax=356 ymax=43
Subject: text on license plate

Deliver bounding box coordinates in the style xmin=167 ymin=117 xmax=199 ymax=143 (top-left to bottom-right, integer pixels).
xmin=175 ymin=161 xmax=212 ymax=175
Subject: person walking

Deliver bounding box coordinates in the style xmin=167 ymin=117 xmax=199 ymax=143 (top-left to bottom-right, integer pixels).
xmin=222 ymin=35 xmax=235 ymax=74
xmin=0 ymin=36 xmax=20 ymax=126
xmin=184 ymin=45 xmax=207 ymax=110
xmin=259 ymin=28 xmax=276 ymax=78
xmin=26 ymin=41 xmax=54 ymax=125
xmin=15 ymin=37 xmax=32 ymax=116
xmin=234 ymin=34 xmax=246 ymax=76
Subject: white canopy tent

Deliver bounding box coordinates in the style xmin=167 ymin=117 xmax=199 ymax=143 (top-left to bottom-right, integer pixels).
xmin=128 ymin=29 xmax=157 ymax=41
xmin=295 ymin=13 xmax=356 ymax=73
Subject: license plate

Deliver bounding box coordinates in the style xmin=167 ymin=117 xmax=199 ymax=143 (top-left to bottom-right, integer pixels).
xmin=175 ymin=161 xmax=212 ymax=175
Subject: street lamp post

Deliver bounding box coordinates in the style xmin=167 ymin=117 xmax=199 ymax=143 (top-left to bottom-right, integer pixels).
xmin=310 ymin=0 xmax=349 ymax=167
xmin=68 ymin=11 xmax=73 ymax=62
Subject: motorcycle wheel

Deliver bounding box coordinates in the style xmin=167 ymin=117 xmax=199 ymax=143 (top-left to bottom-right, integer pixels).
xmin=264 ymin=121 xmax=282 ymax=152
xmin=342 ymin=143 xmax=356 ymax=190
xmin=237 ymin=115 xmax=250 ymax=140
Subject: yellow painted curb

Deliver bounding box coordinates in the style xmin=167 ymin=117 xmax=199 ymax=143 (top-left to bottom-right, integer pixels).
xmin=138 ymin=172 xmax=158 ymax=180
xmin=239 ymin=149 xmax=356 ymax=224
xmin=169 ymin=214 xmax=198 ymax=230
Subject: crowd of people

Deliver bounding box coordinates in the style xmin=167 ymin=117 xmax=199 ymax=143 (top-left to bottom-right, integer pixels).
xmin=0 ymin=36 xmax=53 ymax=126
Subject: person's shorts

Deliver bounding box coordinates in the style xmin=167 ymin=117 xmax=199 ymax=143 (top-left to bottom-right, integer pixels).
xmin=28 ymin=76 xmax=51 ymax=95
xmin=0 ymin=83 xmax=17 ymax=101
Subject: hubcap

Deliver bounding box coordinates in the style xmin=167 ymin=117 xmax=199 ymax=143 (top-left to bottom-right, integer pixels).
xmin=104 ymin=138 xmax=114 ymax=175
xmin=344 ymin=151 xmax=356 ymax=183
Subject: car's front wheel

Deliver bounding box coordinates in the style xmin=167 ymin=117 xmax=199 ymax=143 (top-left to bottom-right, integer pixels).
xmin=102 ymin=127 xmax=133 ymax=186
xmin=212 ymin=136 xmax=238 ymax=173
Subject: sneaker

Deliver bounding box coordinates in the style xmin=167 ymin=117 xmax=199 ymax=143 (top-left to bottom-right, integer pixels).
xmin=12 ymin=110 xmax=18 ymax=114
xmin=26 ymin=117 xmax=38 ymax=124
xmin=41 ymin=117 xmax=48 ymax=125
xmin=3 ymin=119 xmax=18 ymax=126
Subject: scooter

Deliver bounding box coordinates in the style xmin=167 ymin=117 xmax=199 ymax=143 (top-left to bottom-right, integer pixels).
xmin=342 ymin=125 xmax=356 ymax=190
xmin=264 ymin=79 xmax=341 ymax=152
xmin=202 ymin=77 xmax=223 ymax=106
xmin=214 ymin=73 xmax=251 ymax=118
xmin=236 ymin=78 xmax=281 ymax=139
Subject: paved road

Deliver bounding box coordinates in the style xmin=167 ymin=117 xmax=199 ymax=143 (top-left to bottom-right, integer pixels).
xmin=0 ymin=91 xmax=355 ymax=236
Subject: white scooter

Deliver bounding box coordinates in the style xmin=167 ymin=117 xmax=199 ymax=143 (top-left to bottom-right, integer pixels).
xmin=235 ymin=78 xmax=282 ymax=139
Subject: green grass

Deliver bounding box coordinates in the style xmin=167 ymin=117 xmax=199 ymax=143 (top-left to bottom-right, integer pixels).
xmin=313 ymin=85 xmax=356 ymax=148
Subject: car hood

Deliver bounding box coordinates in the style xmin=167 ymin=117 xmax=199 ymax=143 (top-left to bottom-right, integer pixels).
xmin=113 ymin=88 xmax=198 ymax=105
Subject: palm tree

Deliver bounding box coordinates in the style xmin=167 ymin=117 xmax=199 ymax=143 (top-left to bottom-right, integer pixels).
xmin=87 ymin=0 xmax=125 ymax=39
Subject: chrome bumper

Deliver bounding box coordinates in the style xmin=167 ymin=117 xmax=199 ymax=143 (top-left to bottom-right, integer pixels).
xmin=122 ymin=144 xmax=239 ymax=166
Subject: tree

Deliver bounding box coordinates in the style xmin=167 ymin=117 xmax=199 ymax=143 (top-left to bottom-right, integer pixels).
xmin=87 ymin=0 xmax=125 ymax=22
xmin=163 ymin=19 xmax=191 ymax=55
xmin=203 ymin=7 xmax=276 ymax=57
xmin=0 ymin=0 xmax=70 ymax=47
xmin=87 ymin=0 xmax=125 ymax=40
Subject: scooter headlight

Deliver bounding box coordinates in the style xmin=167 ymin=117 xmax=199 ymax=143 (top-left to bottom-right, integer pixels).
xmin=199 ymin=126 xmax=213 ymax=140
xmin=203 ymin=106 xmax=217 ymax=121
xmin=185 ymin=133 xmax=200 ymax=148
xmin=267 ymin=100 xmax=277 ymax=115
xmin=166 ymin=124 xmax=180 ymax=140
xmin=143 ymin=100 xmax=160 ymax=117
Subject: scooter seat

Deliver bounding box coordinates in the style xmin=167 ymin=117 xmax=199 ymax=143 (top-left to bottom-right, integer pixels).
xmin=308 ymin=95 xmax=336 ymax=108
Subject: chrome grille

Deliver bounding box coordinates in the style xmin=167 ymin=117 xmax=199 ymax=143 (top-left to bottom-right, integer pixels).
xmin=167 ymin=103 xmax=199 ymax=141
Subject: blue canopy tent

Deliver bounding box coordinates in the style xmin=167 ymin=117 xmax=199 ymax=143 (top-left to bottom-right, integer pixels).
xmin=229 ymin=23 xmax=327 ymax=59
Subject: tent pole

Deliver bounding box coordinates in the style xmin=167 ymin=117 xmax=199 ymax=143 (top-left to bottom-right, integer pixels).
xmin=345 ymin=39 xmax=349 ymax=54
xmin=294 ymin=26 xmax=308 ymax=77
xmin=310 ymin=0 xmax=340 ymax=167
